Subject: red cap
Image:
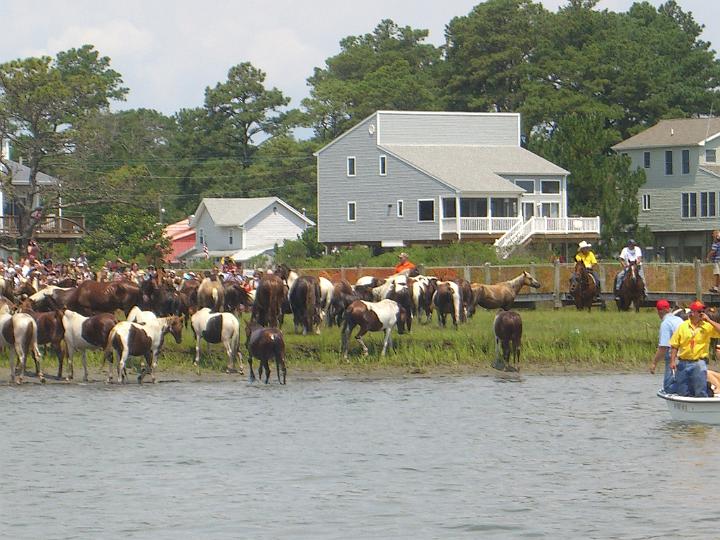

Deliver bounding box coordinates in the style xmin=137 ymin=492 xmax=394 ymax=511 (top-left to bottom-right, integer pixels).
xmin=656 ymin=299 xmax=671 ymax=311
xmin=690 ymin=300 xmax=706 ymax=312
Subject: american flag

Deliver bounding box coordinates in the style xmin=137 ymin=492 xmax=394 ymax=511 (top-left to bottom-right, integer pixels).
xmin=203 ymin=243 xmax=209 ymax=259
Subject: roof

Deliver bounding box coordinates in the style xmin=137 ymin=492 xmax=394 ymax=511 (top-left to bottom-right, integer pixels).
xmin=700 ymin=165 xmax=720 ymax=178
xmin=612 ymin=118 xmax=720 ymax=150
xmin=230 ymin=245 xmax=275 ymax=262
xmin=2 ymin=160 xmax=57 ymax=186
xmin=190 ymin=197 xmax=315 ymax=228
xmin=380 ymin=145 xmax=568 ymax=193
xmin=164 ymin=218 xmax=195 ymax=241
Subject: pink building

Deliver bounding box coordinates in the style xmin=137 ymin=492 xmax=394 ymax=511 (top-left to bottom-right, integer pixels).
xmin=164 ymin=218 xmax=196 ymax=265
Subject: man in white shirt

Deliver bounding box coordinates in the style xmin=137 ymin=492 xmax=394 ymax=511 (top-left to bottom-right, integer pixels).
xmin=614 ymin=239 xmax=645 ymax=295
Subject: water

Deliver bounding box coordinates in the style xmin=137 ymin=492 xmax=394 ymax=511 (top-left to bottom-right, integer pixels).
xmin=2 ymin=374 xmax=720 ymax=539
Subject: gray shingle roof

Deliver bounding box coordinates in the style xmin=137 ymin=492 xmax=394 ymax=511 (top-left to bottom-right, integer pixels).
xmin=380 ymin=145 xmax=568 ymax=193
xmin=192 ymin=197 xmax=315 ymax=227
xmin=2 ymin=160 xmax=57 ymax=185
xmin=612 ymin=118 xmax=720 ymax=150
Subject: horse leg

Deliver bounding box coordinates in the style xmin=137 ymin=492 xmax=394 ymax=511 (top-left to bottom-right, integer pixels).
xmin=262 ymin=359 xmax=270 ymax=384
xmin=223 ymin=338 xmax=236 ymax=373
xmin=194 ymin=333 xmax=202 ymax=366
xmin=117 ymin=350 xmax=128 ymax=384
xmin=355 ymin=327 xmax=370 ymax=357
xmin=276 ymin=350 xmax=286 ymax=385
xmin=247 ymin=354 xmax=256 ymax=383
xmin=380 ymin=328 xmax=391 ymax=357
xmin=9 ymin=347 xmax=17 ymax=384
xmin=493 ymin=336 xmax=504 ymax=370
xmin=33 ymin=343 xmax=44 ymax=382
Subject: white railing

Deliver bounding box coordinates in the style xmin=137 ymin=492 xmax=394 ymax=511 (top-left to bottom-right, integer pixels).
xmin=494 ymin=216 xmax=601 ymax=259
xmin=442 ymin=216 xmax=523 ymax=234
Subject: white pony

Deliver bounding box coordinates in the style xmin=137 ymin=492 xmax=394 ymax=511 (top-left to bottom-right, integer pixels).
xmin=191 ymin=308 xmax=243 ymax=373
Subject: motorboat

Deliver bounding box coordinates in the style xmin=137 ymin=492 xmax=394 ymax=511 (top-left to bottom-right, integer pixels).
xmin=657 ymin=389 xmax=720 ymax=424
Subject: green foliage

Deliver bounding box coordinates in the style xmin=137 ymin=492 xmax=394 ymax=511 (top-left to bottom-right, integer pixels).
xmin=302 ymin=19 xmax=441 ymax=141
xmin=78 ymin=207 xmax=169 ymax=267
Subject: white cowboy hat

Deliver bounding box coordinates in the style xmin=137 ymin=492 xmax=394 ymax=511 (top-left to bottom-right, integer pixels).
xmin=578 ymin=241 xmax=592 ymax=249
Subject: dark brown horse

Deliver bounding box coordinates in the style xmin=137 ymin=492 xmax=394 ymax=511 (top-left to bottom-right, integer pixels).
xmin=66 ymin=281 xmax=143 ymax=316
xmin=245 ymin=320 xmax=286 ymax=384
xmin=251 ymin=274 xmax=285 ymax=328
xmin=493 ymin=310 xmax=522 ymax=372
xmin=571 ymin=261 xmax=597 ymax=311
xmin=616 ymin=260 xmax=645 ymax=312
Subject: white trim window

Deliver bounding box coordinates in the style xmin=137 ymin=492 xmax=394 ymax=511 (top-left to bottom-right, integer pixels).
xmin=681 ymin=192 xmax=697 ymax=218
xmin=516 ymin=180 xmax=535 ymax=193
xmin=347 ymin=201 xmax=356 ymax=222
xmin=229 ymin=229 xmax=234 ymax=245
xmin=682 ymin=149 xmax=690 ymax=175
xmin=397 ymin=200 xmax=404 ymax=218
xmin=701 ymin=192 xmax=716 ymax=217
xmin=665 ymin=150 xmax=673 ymax=175
xmin=347 ymin=156 xmax=356 ymax=177
xmin=417 ymin=199 xmax=435 ymax=222
xmin=541 ymin=180 xmax=560 ymax=194
xmin=199 ymin=228 xmax=204 ymax=246
xmin=643 ymin=151 xmax=650 ymax=168
xmin=379 ymin=155 xmax=387 ymax=176
xmin=642 ymin=194 xmax=650 ymax=211
xmin=707 ymin=149 xmax=717 ymax=163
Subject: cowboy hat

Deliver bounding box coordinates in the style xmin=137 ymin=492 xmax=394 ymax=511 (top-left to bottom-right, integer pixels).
xmin=398 ymin=252 xmax=409 ymax=258
xmin=578 ymin=241 xmax=592 ymax=249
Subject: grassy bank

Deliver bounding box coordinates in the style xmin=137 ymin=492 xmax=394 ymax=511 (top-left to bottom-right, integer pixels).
xmin=0 ymin=306 xmax=665 ymax=381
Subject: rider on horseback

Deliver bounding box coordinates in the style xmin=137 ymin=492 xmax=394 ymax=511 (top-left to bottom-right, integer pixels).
xmin=571 ymin=241 xmax=601 ymax=299
xmin=614 ymin=239 xmax=645 ymax=300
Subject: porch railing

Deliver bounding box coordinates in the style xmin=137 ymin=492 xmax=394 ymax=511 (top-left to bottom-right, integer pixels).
xmin=0 ymin=215 xmax=86 ymax=238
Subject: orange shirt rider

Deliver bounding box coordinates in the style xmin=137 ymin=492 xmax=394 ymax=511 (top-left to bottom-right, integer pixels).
xmin=394 ymin=252 xmax=416 ymax=275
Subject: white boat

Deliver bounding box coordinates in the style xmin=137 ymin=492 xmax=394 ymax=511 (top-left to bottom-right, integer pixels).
xmin=657 ymin=390 xmax=720 ymax=424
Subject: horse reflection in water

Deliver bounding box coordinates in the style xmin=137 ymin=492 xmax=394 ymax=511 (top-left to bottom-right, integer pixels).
xmin=493 ymin=310 xmax=522 ymax=372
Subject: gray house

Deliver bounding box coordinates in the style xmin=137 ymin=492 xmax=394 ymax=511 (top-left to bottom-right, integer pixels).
xmin=188 ymin=197 xmax=315 ymax=262
xmin=612 ymin=118 xmax=720 ymax=261
xmin=315 ymin=111 xmax=600 ymax=256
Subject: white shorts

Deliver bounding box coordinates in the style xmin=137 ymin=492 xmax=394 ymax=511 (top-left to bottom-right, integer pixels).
xmin=714 ymin=262 xmax=720 ymax=275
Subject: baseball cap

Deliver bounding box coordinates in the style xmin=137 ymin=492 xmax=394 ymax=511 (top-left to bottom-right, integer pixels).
xmin=690 ymin=300 xmax=706 ymax=312
xmin=656 ymin=299 xmax=671 ymax=311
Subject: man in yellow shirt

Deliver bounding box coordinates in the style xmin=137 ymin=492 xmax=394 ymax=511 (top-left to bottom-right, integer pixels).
xmin=669 ymin=300 xmax=720 ymax=396
xmin=571 ymin=241 xmax=600 ymax=297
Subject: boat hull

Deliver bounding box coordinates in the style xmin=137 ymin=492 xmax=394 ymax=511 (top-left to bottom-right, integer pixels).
xmin=657 ymin=390 xmax=720 ymax=424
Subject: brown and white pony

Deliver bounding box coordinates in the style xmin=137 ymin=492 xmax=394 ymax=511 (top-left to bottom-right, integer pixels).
xmin=62 ymin=310 xmax=117 ymax=382
xmin=2 ymin=312 xmax=42 ymax=384
xmin=341 ymin=299 xmax=407 ymax=359
xmin=472 ymin=272 xmax=541 ymax=311
xmin=191 ymin=308 xmax=243 ymax=373
xmin=433 ymin=281 xmax=462 ymax=329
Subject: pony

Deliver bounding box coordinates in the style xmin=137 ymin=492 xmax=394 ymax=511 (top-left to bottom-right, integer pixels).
xmin=571 ymin=260 xmax=598 ymax=311
xmin=493 ymin=310 xmax=522 ymax=372
xmin=341 ymin=299 xmax=407 ymax=359
xmin=62 ymin=310 xmax=117 ymax=382
xmin=251 ymin=274 xmax=285 ymax=328
xmin=197 ymin=274 xmax=225 ymax=312
xmin=433 ymin=281 xmax=462 ymax=329
xmin=191 ymin=308 xmax=243 ymax=373
xmin=245 ymin=320 xmax=286 ymax=384
xmin=473 ymin=272 xmax=541 ymax=311
xmin=2 ymin=312 xmax=42 ymax=384
xmin=616 ymin=260 xmax=645 ymax=312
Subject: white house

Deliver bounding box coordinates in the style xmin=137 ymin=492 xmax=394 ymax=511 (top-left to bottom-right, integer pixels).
xmin=188 ymin=196 xmax=315 ymax=262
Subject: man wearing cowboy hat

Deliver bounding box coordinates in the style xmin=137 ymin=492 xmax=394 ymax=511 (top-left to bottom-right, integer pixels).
xmin=669 ymin=300 xmax=720 ymax=397
xmin=615 ymin=238 xmax=645 ymax=298
xmin=394 ymin=252 xmax=416 ymax=275
xmin=572 ymin=241 xmax=601 ymax=294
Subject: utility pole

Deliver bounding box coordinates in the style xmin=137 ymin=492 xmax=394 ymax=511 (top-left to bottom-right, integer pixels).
xmin=158 ymin=195 xmax=165 ymax=225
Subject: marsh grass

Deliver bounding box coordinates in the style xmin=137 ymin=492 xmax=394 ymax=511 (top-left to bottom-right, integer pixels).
xmin=0 ymin=306 xmax=665 ymax=379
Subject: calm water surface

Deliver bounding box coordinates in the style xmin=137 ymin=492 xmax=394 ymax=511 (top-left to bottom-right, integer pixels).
xmin=2 ymin=374 xmax=720 ymax=539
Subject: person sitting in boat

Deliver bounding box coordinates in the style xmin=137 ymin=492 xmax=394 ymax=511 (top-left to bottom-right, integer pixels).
xmin=651 ymin=299 xmax=683 ymax=393
xmin=669 ymin=300 xmax=720 ymax=397
xmin=614 ymin=239 xmax=645 ymax=299
xmin=570 ymin=241 xmax=601 ymax=297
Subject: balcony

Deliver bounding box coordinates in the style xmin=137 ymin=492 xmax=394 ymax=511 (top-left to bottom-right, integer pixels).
xmin=0 ymin=215 xmax=86 ymax=239
xmin=441 ymin=216 xmax=600 ymax=236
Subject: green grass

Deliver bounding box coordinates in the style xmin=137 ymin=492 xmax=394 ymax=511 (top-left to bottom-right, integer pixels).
xmin=0 ymin=305 xmax=665 ymax=379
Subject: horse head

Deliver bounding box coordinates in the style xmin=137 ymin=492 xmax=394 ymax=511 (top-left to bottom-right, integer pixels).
xmin=166 ymin=316 xmax=183 ymax=344
xmin=522 ymin=271 xmax=541 ymax=289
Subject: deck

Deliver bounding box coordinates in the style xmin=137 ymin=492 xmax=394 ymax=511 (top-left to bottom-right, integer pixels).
xmin=0 ymin=215 xmax=86 ymax=239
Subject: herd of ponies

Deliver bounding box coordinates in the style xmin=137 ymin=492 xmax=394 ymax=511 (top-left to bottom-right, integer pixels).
xmin=0 ymin=264 xmax=541 ymax=385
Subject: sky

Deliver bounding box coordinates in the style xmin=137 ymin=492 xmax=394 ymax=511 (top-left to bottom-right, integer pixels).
xmin=3 ymin=0 xmax=720 ymax=117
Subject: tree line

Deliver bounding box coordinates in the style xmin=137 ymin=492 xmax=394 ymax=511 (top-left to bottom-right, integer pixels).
xmin=0 ymin=0 xmax=718 ymax=262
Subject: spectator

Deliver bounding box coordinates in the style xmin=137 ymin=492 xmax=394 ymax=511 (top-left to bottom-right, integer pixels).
xmin=394 ymin=252 xmax=416 ymax=275
xmin=707 ymin=230 xmax=720 ymax=293
xmin=650 ymin=299 xmax=683 ymax=393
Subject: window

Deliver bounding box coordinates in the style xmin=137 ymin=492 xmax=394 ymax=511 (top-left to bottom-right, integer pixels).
xmin=701 ymin=192 xmax=716 ymax=217
xmin=682 ymin=149 xmax=690 ymax=174
xmin=540 ymin=203 xmax=559 ymax=218
xmin=665 ymin=151 xmax=673 ymax=175
xmin=460 ymin=198 xmax=487 ymax=217
xmin=643 ymin=152 xmax=651 ymax=168
xmin=397 ymin=200 xmax=404 ymax=218
xmin=347 ymin=157 xmax=356 ymax=177
xmin=379 ymin=155 xmax=387 ymax=176
xmin=491 ymin=198 xmax=518 ymax=217
xmin=522 ymin=202 xmax=534 ymax=219
xmin=516 ymin=180 xmax=535 ymax=193
xmin=541 ymin=180 xmax=560 ymax=194
xmin=418 ymin=199 xmax=435 ymax=222
xmin=707 ymin=149 xmax=717 ymax=163
xmin=442 ymin=198 xmax=456 ymax=218
xmin=229 ymin=229 xmax=233 ymax=245
xmin=682 ymin=193 xmax=697 ymax=218
xmin=347 ymin=201 xmax=356 ymax=222
xmin=199 ymin=228 xmax=204 ymax=245
xmin=642 ymin=194 xmax=650 ymax=211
